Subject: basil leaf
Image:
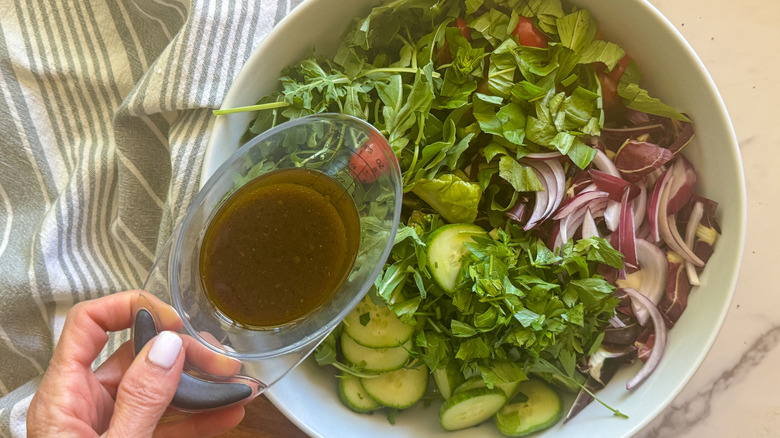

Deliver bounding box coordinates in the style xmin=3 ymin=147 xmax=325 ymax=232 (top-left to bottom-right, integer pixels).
xmin=618 ymin=60 xmax=691 ymax=121
xmin=579 ymin=39 xmax=625 ymax=70
xmin=499 ymin=156 xmax=544 ymax=192
xmin=556 ymin=9 xmax=598 ymax=54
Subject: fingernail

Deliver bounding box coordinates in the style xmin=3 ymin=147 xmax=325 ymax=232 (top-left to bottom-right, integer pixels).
xmin=147 ymin=331 xmax=182 ymax=369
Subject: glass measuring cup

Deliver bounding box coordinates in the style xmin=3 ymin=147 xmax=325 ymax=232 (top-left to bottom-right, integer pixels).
xmin=136 ymin=114 xmax=402 ymax=411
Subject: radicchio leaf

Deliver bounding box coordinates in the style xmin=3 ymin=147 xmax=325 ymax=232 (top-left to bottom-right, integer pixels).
xmin=589 ymin=169 xmax=640 ymax=202
xmin=658 ymin=255 xmax=692 ymax=328
xmin=665 ymin=155 xmax=698 ymax=215
xmin=667 ymin=119 xmax=695 ymax=155
xmin=601 ymin=123 xmax=665 ymax=151
xmin=613 ymin=140 xmax=673 ymax=183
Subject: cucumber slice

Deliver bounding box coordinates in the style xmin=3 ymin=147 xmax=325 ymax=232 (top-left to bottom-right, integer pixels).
xmin=452 ymin=376 xmax=484 ymax=394
xmin=432 ymin=361 xmax=463 ymax=400
xmin=338 ymin=373 xmax=382 ymax=413
xmin=341 ymin=333 xmax=412 ymax=372
xmin=494 ymin=379 xmax=563 ymax=436
xmin=343 ymin=296 xmax=415 ymax=348
xmin=439 ymin=387 xmax=507 ymax=431
xmin=359 ymin=364 xmax=428 ymax=409
xmin=497 ymin=380 xmax=521 ymax=398
xmin=427 ymin=224 xmax=487 ymax=293
xmin=453 ymin=376 xmax=520 ymax=399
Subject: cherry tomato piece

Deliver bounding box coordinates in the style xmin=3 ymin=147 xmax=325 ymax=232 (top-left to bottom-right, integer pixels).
xmin=453 ymin=17 xmax=470 ymax=40
xmin=597 ymin=55 xmax=631 ymax=113
xmin=348 ymin=131 xmax=391 ymax=184
xmin=512 ymin=16 xmax=549 ymax=48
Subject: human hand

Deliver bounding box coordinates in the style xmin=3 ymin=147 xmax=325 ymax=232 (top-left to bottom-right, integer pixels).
xmin=27 ymin=290 xmax=245 ymax=437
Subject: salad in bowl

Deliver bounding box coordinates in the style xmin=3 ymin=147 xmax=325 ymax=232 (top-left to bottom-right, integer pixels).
xmin=205 ymin=0 xmax=745 ymax=436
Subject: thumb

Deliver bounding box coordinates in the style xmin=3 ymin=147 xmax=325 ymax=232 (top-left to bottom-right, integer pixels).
xmin=106 ymin=331 xmax=184 ymax=437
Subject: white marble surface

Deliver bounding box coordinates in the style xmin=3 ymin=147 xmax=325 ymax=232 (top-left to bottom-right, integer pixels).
xmin=638 ymin=1 xmax=779 ymax=437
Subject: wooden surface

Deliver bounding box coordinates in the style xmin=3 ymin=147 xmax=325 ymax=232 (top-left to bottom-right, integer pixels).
xmin=219 ymin=395 xmax=308 ymax=438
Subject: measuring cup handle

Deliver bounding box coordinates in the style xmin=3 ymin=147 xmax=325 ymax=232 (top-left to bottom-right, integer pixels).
xmin=132 ymin=307 xmax=261 ymax=411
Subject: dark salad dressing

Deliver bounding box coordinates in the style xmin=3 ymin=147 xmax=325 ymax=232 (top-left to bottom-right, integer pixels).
xmin=199 ymin=168 xmax=360 ymax=328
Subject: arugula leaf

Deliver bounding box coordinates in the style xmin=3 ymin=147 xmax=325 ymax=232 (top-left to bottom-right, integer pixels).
xmin=385 ymin=63 xmax=436 ymax=151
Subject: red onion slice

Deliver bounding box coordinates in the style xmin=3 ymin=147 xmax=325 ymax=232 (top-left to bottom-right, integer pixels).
xmin=524 ymin=167 xmax=549 ymax=230
xmin=581 ymin=208 xmax=600 ymax=239
xmin=658 ymin=176 xmax=705 ymax=267
xmin=591 ymin=149 xmax=620 ymax=177
xmin=622 ymin=287 xmax=667 ymax=390
xmin=609 ymin=314 xmax=627 ymax=328
xmin=569 ymin=172 xmax=594 ymax=196
xmin=523 ymin=159 xmax=565 ymax=224
xmin=618 ymin=188 xmax=638 ymax=268
xmin=617 ymin=239 xmax=669 ymax=326
xmin=506 ymin=200 xmax=527 ymax=223
xmin=646 ymin=169 xmax=672 ymax=242
xmin=666 ymin=156 xmax=698 ymax=215
xmin=685 ymin=201 xmax=705 ymax=287
xmin=633 ymin=183 xmax=647 ymax=229
xmin=524 ymin=151 xmax=563 ymax=160
xmin=577 ymin=183 xmax=599 ymax=194
xmin=665 ymin=215 xmax=704 ymax=267
xmin=558 ymin=198 xmax=608 ymax=243
xmin=604 ymin=201 xmax=621 ymax=232
xmin=547 ymin=159 xmax=566 ymax=217
xmin=554 ymin=190 xmax=609 ymax=220
xmin=589 ymin=169 xmax=641 ymax=202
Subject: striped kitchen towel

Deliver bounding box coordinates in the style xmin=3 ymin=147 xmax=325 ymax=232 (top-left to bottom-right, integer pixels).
xmin=0 ymin=0 xmax=302 ymax=435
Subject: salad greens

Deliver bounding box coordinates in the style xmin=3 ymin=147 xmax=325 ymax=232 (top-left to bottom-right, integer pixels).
xmin=392 ymin=218 xmax=623 ymax=388
xmin=236 ymin=0 xmax=684 ymax=225
xmin=221 ymin=0 xmax=714 ymax=431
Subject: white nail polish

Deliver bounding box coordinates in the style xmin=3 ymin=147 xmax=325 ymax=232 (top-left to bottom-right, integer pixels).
xmin=147 ymin=331 xmax=182 ymax=369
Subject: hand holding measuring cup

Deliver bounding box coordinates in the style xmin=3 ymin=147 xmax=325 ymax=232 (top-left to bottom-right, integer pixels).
xmin=137 ymin=114 xmax=403 ymax=411
xmin=28 ymin=115 xmax=401 ymax=435
xmin=27 ymin=291 xmax=246 ymax=437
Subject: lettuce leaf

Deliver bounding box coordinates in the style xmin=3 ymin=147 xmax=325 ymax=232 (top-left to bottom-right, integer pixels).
xmin=411 ymin=174 xmax=482 ymax=223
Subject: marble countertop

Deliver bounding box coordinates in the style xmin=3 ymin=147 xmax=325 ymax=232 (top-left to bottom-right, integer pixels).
xmin=638 ymin=0 xmax=779 ymax=436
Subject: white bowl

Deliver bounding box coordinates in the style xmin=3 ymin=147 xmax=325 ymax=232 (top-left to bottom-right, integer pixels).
xmin=203 ymin=0 xmax=747 ymax=436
